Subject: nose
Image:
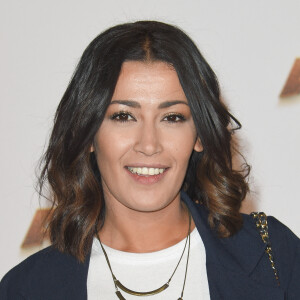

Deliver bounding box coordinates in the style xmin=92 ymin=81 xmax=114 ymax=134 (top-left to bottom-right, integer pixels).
xmin=133 ymin=121 xmax=162 ymax=156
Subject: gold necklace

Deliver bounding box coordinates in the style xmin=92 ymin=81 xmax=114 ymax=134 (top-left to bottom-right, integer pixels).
xmin=96 ymin=207 xmax=191 ymax=300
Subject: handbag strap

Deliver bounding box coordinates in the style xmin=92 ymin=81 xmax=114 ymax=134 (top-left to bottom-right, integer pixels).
xmin=251 ymin=212 xmax=280 ymax=286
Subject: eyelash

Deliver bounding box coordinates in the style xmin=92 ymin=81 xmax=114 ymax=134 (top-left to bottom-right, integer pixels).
xmin=110 ymin=111 xmax=186 ymax=123
xmin=110 ymin=111 xmax=135 ymax=122
xmin=163 ymin=113 xmax=186 ymax=123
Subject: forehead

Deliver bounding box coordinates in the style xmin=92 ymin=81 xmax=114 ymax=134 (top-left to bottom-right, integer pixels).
xmin=111 ymin=61 xmax=187 ymax=104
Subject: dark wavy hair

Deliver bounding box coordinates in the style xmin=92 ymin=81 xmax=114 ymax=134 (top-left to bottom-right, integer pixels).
xmin=39 ymin=20 xmax=250 ymax=262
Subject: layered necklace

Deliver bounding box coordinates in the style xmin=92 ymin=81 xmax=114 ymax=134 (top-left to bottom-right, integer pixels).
xmin=96 ymin=207 xmax=192 ymax=300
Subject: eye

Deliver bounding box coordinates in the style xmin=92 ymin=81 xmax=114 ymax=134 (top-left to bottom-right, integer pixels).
xmin=110 ymin=111 xmax=135 ymax=122
xmin=163 ymin=113 xmax=186 ymax=123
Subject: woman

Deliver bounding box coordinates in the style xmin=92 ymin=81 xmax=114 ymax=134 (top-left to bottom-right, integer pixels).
xmin=1 ymin=20 xmax=299 ymax=299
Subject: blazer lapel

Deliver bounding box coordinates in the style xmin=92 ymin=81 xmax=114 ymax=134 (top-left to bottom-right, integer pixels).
xmin=181 ymin=191 xmax=285 ymax=299
xmin=206 ymin=263 xmax=285 ymax=299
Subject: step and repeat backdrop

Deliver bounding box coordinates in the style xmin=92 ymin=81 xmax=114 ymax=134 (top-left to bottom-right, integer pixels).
xmin=1 ymin=0 xmax=299 ymax=278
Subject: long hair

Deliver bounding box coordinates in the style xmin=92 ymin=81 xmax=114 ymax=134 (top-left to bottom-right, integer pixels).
xmin=39 ymin=20 xmax=250 ymax=261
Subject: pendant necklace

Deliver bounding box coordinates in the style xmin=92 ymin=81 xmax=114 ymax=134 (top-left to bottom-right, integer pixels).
xmin=96 ymin=206 xmax=191 ymax=300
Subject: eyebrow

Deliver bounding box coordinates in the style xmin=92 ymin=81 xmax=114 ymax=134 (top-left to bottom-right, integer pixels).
xmin=110 ymin=100 xmax=189 ymax=109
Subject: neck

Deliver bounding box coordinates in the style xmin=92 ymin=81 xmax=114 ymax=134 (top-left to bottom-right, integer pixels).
xmin=98 ymin=194 xmax=194 ymax=253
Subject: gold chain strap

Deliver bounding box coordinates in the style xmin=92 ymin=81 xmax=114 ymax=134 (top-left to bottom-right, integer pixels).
xmin=251 ymin=212 xmax=280 ymax=286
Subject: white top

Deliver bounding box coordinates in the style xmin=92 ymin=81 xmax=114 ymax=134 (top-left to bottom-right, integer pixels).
xmin=87 ymin=228 xmax=210 ymax=299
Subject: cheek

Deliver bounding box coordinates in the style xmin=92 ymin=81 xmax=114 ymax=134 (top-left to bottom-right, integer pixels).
xmin=163 ymin=127 xmax=196 ymax=164
xmin=93 ymin=126 xmax=133 ymax=168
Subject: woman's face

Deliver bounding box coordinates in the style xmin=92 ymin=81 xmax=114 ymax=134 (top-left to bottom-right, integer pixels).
xmin=92 ymin=61 xmax=202 ymax=213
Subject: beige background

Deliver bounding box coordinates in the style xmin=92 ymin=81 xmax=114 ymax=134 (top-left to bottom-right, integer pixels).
xmin=1 ymin=0 xmax=300 ymax=279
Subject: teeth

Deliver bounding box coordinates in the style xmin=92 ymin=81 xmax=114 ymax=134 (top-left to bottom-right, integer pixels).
xmin=127 ymin=167 xmax=166 ymax=176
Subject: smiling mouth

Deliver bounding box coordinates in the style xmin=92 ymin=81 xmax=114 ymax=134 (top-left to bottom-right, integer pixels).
xmin=126 ymin=166 xmax=167 ymax=176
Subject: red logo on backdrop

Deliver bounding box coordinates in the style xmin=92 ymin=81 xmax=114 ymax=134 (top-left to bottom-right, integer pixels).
xmin=21 ymin=209 xmax=51 ymax=249
xmin=280 ymin=58 xmax=300 ymax=99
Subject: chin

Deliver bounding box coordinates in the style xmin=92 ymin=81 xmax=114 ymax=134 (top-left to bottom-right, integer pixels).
xmin=124 ymin=191 xmax=178 ymax=213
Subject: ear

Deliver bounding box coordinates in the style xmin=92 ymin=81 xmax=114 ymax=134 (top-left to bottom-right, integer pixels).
xmin=193 ymin=137 xmax=203 ymax=152
xmin=90 ymin=143 xmax=95 ymax=153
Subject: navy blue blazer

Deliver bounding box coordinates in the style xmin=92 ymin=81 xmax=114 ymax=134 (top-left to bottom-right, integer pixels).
xmin=1 ymin=192 xmax=300 ymax=299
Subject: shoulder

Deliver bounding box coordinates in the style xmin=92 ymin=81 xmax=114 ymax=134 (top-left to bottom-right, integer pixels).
xmin=242 ymin=212 xmax=300 ymax=293
xmin=267 ymin=215 xmax=300 ymax=245
xmin=240 ymin=212 xmax=300 ymax=260
xmin=0 ymin=246 xmax=89 ymax=299
xmin=241 ymin=212 xmax=300 ymax=248
xmin=264 ymin=215 xmax=300 ymax=291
